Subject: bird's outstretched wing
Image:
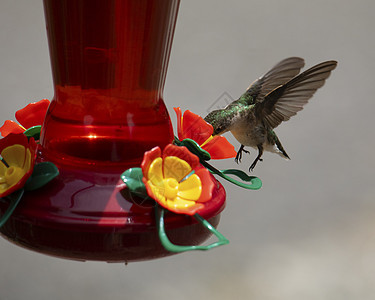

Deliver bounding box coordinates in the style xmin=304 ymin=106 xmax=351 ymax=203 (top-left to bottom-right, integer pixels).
xmin=257 ymin=60 xmax=337 ymax=129
xmin=240 ymin=57 xmax=305 ymax=105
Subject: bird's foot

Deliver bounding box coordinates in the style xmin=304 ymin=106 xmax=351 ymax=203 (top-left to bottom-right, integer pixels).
xmin=249 ymin=161 xmax=258 ymax=172
xmin=249 ymin=157 xmax=263 ymax=172
xmin=235 ymin=145 xmax=250 ymax=164
xmin=249 ymin=145 xmax=264 ymax=172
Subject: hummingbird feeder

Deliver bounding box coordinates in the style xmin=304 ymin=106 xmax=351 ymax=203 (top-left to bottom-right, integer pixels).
xmin=0 ymin=0 xmax=261 ymax=262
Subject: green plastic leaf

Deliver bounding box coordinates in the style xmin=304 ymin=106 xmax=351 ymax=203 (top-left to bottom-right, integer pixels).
xmin=121 ymin=168 xmax=149 ymax=198
xmin=201 ymin=160 xmax=262 ymax=190
xmin=220 ymin=169 xmax=263 ymax=189
xmin=0 ymin=189 xmax=24 ymax=228
xmin=157 ymin=205 xmax=229 ymax=253
xmin=24 ymin=162 xmax=59 ymax=191
xmin=179 ymin=138 xmax=211 ymax=161
xmin=24 ymin=125 xmax=41 ymax=141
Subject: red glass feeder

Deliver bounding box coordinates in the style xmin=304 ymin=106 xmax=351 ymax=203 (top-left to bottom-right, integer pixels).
xmin=0 ymin=0 xmax=226 ymax=262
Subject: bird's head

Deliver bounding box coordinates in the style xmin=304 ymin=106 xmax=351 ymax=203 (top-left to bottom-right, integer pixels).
xmin=204 ymin=110 xmax=232 ymax=136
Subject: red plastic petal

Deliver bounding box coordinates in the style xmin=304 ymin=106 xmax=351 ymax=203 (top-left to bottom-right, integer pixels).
xmin=194 ymin=167 xmax=215 ymax=203
xmin=15 ymin=99 xmax=50 ymax=129
xmin=141 ymin=146 xmax=162 ymax=180
xmin=182 ymin=110 xmax=213 ymax=145
xmin=173 ymin=107 xmax=183 ymax=140
xmin=172 ymin=202 xmax=205 ymax=216
xmin=0 ymin=120 xmax=25 ymax=137
xmin=163 ymin=144 xmax=200 ymax=170
xmin=0 ymin=132 xmax=35 ymax=153
xmin=202 ymin=136 xmax=237 ymax=159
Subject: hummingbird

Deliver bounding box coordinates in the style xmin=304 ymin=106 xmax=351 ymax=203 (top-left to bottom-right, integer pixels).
xmin=204 ymin=57 xmax=337 ymax=171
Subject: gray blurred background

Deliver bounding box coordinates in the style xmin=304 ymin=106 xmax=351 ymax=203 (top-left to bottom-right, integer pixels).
xmin=1 ymin=0 xmax=374 ymax=299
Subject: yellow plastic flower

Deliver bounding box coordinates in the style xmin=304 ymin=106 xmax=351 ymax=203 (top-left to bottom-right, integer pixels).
xmin=0 ymin=134 xmax=36 ymax=197
xmin=141 ymin=144 xmax=215 ymax=215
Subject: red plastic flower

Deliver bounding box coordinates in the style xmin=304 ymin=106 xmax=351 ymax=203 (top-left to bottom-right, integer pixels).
xmin=0 ymin=99 xmax=50 ymax=137
xmin=0 ymin=133 xmax=37 ymax=197
xmin=174 ymin=107 xmax=236 ymax=159
xmin=141 ymin=144 xmax=215 ymax=215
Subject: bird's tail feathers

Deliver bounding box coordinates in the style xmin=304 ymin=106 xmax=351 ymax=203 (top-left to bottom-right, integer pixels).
xmin=275 ymin=138 xmax=290 ymax=160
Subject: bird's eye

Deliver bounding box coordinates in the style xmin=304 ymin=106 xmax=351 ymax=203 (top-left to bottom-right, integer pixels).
xmin=215 ymin=126 xmax=223 ymax=135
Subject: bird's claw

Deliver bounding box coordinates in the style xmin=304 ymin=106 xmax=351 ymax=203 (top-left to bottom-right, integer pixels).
xmin=249 ymin=163 xmax=256 ymax=172
xmin=235 ymin=145 xmax=250 ymax=164
xmin=249 ymin=157 xmax=263 ymax=172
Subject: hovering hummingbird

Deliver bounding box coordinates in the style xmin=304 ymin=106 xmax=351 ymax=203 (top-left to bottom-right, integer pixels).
xmin=204 ymin=57 xmax=337 ymax=171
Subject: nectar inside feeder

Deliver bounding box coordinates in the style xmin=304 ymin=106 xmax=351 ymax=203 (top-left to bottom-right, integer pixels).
xmin=0 ymin=0 xmax=227 ymax=262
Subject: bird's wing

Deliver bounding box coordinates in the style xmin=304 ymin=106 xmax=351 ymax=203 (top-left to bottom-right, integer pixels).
xmin=257 ymin=60 xmax=337 ymax=129
xmin=240 ymin=57 xmax=305 ymax=105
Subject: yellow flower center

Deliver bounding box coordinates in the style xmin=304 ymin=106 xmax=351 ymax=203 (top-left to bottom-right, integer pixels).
xmin=164 ymin=178 xmax=179 ymax=199
xmin=5 ymin=166 xmax=26 ymax=186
